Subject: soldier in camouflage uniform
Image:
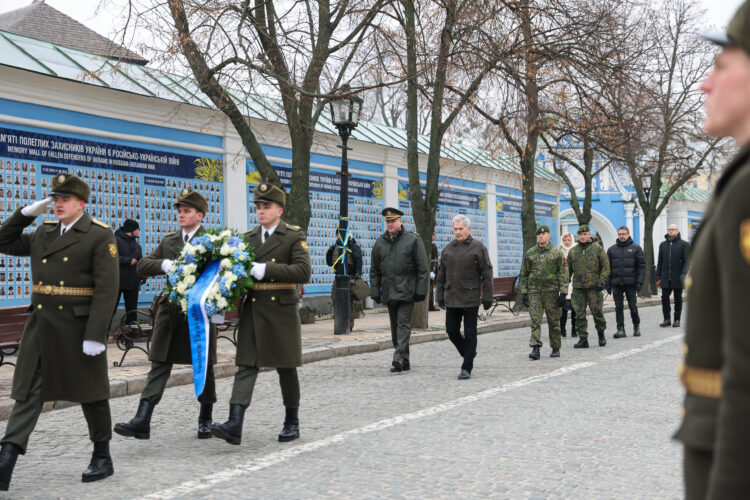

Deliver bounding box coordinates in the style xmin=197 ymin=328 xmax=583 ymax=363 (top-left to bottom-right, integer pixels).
xmin=520 ymin=225 xmax=568 ymax=360
xmin=567 ymin=225 xmax=610 ymax=348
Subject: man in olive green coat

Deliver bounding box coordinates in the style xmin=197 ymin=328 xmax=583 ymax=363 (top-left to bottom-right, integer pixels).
xmin=520 ymin=225 xmax=568 ymax=360
xmin=0 ymin=173 xmax=118 ymax=490
xmin=370 ymin=207 xmax=429 ymax=373
xmin=212 ymin=183 xmax=311 ymax=446
xmin=114 ymin=189 xmax=218 ymax=441
xmin=675 ymin=4 xmax=750 ymax=497
xmin=567 ymin=225 xmax=610 ymax=348
xmin=436 ymin=214 xmax=493 ymax=379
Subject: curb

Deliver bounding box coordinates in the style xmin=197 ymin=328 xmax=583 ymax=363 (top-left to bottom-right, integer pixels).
xmin=0 ymin=300 xmax=662 ymax=420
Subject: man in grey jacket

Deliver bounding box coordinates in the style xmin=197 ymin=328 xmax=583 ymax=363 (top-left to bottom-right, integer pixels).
xmin=436 ymin=215 xmax=493 ymax=379
xmin=370 ymin=207 xmax=429 ymax=373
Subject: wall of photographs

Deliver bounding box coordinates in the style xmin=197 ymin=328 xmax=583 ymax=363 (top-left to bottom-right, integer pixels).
xmin=247 ymin=162 xmax=384 ymax=295
xmin=397 ymin=179 xmax=489 ymax=267
xmin=0 ymin=124 xmax=224 ymax=307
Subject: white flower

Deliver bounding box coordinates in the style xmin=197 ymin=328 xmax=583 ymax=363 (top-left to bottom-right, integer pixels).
xmin=210 ymin=284 xmax=222 ymax=301
xmin=238 ymin=254 xmax=246 ymax=261
xmin=184 ymin=244 xmax=196 ymax=255
xmin=194 ymin=245 xmax=206 ymax=254
xmin=216 ymin=296 xmax=228 ymax=310
xmin=239 ymin=243 xmax=246 ymax=250
xmin=183 ymin=263 xmax=197 ymax=275
xmin=220 ymin=230 xmax=232 ymax=239
xmin=220 ymin=243 xmax=232 ymax=256
xmin=180 ymin=298 xmax=188 ymax=312
xmin=224 ymin=272 xmax=237 ymax=283
xmin=208 ymin=234 xmax=218 ymax=242
xmin=176 ymin=282 xmax=188 ymax=295
xmin=184 ymin=275 xmax=196 ymax=286
xmin=221 ymin=258 xmax=232 ymax=269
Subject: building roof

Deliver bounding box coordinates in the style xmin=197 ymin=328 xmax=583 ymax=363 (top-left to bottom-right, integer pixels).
xmin=0 ymin=27 xmax=559 ymax=183
xmin=661 ymin=184 xmax=712 ymax=203
xmin=0 ymin=0 xmax=147 ymax=65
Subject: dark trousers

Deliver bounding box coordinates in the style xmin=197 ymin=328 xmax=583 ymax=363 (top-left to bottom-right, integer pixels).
xmin=445 ymin=307 xmax=478 ymax=372
xmin=2 ymin=362 xmax=111 ymax=454
xmin=388 ymin=302 xmax=414 ymax=362
xmin=111 ymin=288 xmax=139 ymax=327
xmin=560 ymin=300 xmax=576 ymax=335
xmin=661 ymin=287 xmax=683 ymax=321
xmin=683 ymin=446 xmax=711 ymax=500
xmin=230 ymin=366 xmax=300 ymax=408
xmin=141 ymin=359 xmax=217 ymax=406
xmin=428 ymin=279 xmax=436 ymax=309
xmin=612 ymin=285 xmax=640 ymax=328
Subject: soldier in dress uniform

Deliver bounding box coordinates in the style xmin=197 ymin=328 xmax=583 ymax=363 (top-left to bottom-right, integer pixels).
xmin=211 ymin=183 xmax=311 ymax=445
xmin=114 ymin=189 xmax=218 ymax=441
xmin=520 ymin=225 xmax=568 ymax=360
xmin=675 ymin=3 xmax=750 ymax=497
xmin=0 ymin=173 xmax=118 ymax=490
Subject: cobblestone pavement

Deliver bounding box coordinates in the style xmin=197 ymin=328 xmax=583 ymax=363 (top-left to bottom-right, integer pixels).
xmin=0 ymin=304 xmax=684 ymax=499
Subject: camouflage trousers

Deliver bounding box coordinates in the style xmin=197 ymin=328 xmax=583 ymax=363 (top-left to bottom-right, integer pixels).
xmin=528 ymin=291 xmax=562 ymax=349
xmin=571 ymin=288 xmax=606 ymax=338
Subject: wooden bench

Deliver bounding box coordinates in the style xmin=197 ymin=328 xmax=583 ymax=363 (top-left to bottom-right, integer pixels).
xmin=111 ymin=295 xmax=161 ymax=367
xmin=479 ymin=275 xmax=519 ymax=320
xmin=0 ymin=305 xmax=31 ymax=368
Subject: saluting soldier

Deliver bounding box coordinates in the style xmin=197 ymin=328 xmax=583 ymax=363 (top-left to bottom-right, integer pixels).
xmin=0 ymin=173 xmax=118 ymax=490
xmin=520 ymin=225 xmax=568 ymax=360
xmin=211 ymin=183 xmax=311 ymax=445
xmin=114 ymin=189 xmax=218 ymax=441
xmin=675 ymin=3 xmax=750 ymax=497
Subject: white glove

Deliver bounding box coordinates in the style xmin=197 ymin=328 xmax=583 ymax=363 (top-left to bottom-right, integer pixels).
xmin=82 ymin=340 xmax=106 ymax=356
xmin=430 ymin=272 xmax=435 ymax=280
xmin=21 ymin=196 xmax=54 ymax=217
xmin=210 ymin=313 xmax=225 ymax=324
xmin=161 ymin=259 xmax=174 ymax=274
xmin=250 ymin=262 xmax=266 ymax=280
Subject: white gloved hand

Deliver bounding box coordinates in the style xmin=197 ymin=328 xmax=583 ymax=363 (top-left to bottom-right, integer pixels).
xmin=82 ymin=340 xmax=106 ymax=356
xmin=21 ymin=196 xmax=54 ymax=217
xmin=210 ymin=313 xmax=225 ymax=324
xmin=430 ymin=272 xmax=435 ymax=280
xmin=250 ymin=262 xmax=266 ymax=280
xmin=161 ymin=259 xmax=174 ymax=274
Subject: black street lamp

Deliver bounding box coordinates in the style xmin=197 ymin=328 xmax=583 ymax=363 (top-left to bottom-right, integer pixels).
xmin=639 ymin=173 xmax=657 ymax=294
xmin=329 ymin=90 xmax=363 ymax=335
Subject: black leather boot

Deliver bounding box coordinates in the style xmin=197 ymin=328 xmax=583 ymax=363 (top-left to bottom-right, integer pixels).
xmin=278 ymin=407 xmax=300 ymax=442
xmin=197 ymin=404 xmax=213 ymax=439
xmin=82 ymin=441 xmax=114 ymax=483
xmin=0 ymin=443 xmax=20 ymax=491
xmin=613 ymin=327 xmax=626 ymax=339
xmin=574 ymin=337 xmax=589 ymax=348
xmin=114 ymin=400 xmax=155 ymax=439
xmin=633 ymin=325 xmax=641 ymax=337
xmin=211 ymin=404 xmax=246 ymax=445
xmin=598 ymin=331 xmax=607 ymax=347
xmin=528 ymin=346 xmax=540 ymax=360
xmin=550 ymin=348 xmax=560 ymax=358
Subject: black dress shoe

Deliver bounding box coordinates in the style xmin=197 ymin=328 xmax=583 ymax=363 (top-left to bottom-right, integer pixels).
xmin=561 ymin=330 xmax=567 ymax=337
xmin=529 ymin=346 xmax=540 ymax=360
xmin=571 ymin=331 xmax=577 ymax=337
xmin=278 ymin=407 xmax=300 ymax=442
xmin=197 ymin=403 xmax=213 ymax=439
xmin=672 ymin=320 xmax=681 ymax=328
xmin=390 ymin=360 xmax=403 ymax=372
xmin=458 ymin=369 xmax=471 ymax=380
xmin=402 ymin=360 xmax=411 ymax=371
xmin=598 ymin=332 xmax=606 ymax=347
xmin=659 ymin=320 xmax=672 ymax=328
xmin=114 ymin=399 xmax=155 ymax=440
xmin=574 ymin=338 xmax=589 ymax=348
xmin=211 ymin=404 xmax=246 ymax=445
xmin=0 ymin=442 xmax=20 ymax=491
xmin=82 ymin=441 xmax=114 ymax=483
xmin=550 ymin=348 xmax=560 ymax=358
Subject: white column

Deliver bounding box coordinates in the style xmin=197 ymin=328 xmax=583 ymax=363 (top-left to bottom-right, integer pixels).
xmin=485 ymin=190 xmax=498 ymax=277
xmin=382 ymin=151 xmax=401 ymax=208
xmin=624 ymin=201 xmax=634 ymax=235
xmin=223 ymin=136 xmax=248 ymax=231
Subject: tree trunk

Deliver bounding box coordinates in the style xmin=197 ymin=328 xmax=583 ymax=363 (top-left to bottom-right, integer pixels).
xmin=640 ymin=216 xmax=656 ymax=298
xmin=285 ymin=128 xmax=313 ymax=229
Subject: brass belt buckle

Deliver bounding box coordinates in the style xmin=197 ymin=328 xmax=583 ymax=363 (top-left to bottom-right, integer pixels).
xmin=43 ymin=285 xmax=53 ymax=295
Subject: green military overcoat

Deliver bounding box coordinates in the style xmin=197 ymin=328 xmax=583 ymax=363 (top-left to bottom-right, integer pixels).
xmin=370 ymin=227 xmax=429 ymax=304
xmin=674 ymin=142 xmax=750 ymax=498
xmin=137 ymin=226 xmax=217 ymax=365
xmin=236 ymin=221 xmax=311 ymax=368
xmin=0 ymin=210 xmax=118 ymax=403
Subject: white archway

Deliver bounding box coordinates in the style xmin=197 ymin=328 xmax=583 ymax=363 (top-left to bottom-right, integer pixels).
xmin=559 ymin=209 xmax=618 ymax=248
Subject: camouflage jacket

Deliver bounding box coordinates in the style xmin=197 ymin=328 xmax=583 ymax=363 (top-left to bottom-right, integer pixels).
xmin=567 ymin=240 xmax=610 ymax=289
xmin=520 ymin=243 xmax=568 ymax=294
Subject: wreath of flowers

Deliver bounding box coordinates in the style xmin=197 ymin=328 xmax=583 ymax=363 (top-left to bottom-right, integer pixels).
xmin=165 ymin=229 xmax=255 ymax=317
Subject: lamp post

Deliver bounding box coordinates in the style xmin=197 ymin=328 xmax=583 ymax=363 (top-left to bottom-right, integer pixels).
xmin=329 ymin=90 xmax=363 ymax=335
xmin=639 ymin=173 xmax=657 ymax=295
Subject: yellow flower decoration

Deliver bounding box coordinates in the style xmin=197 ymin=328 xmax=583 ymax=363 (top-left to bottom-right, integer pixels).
xmin=193 ymin=158 xmax=224 ymax=182
xmin=371 ymin=181 xmax=383 ymax=199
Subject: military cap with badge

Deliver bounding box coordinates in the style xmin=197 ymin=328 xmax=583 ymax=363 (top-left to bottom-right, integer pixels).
xmin=536 ymin=225 xmax=550 ymax=234
xmin=174 ymin=188 xmax=208 ymax=214
xmin=381 ymin=207 xmax=403 ymax=220
xmin=577 ymin=225 xmax=590 ymax=234
xmin=253 ymin=182 xmax=286 ymax=208
xmin=50 ymin=172 xmax=90 ymax=202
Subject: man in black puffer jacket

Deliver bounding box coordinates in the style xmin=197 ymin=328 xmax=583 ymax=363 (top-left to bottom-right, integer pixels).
xmin=606 ymin=226 xmax=645 ymax=338
xmin=112 ymin=219 xmax=143 ymax=325
xmin=656 ymin=224 xmax=689 ymax=328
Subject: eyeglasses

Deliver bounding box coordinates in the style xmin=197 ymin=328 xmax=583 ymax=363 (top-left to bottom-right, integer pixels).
xmin=617 ymin=233 xmax=628 ymax=236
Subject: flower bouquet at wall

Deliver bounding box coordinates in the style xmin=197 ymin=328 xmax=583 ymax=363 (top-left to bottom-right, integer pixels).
xmin=165 ymin=229 xmax=254 ymax=396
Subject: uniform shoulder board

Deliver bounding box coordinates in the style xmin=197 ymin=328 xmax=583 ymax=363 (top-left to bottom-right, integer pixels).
xmin=43 ymin=220 xmax=57 ymax=225
xmin=287 ymin=224 xmax=302 ymax=231
xmin=91 ymin=218 xmax=110 ymax=229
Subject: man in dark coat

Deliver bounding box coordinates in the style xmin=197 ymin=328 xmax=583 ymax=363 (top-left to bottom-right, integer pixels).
xmin=606 ymin=226 xmax=645 ymax=338
xmin=112 ymin=219 xmax=142 ymax=325
xmin=114 ymin=189 xmax=218 ymax=441
xmin=0 ymin=173 xmax=118 ymax=490
xmin=656 ymin=224 xmax=689 ymax=327
xmin=370 ymin=207 xmax=429 ymax=373
xmin=437 ymin=215 xmax=493 ymax=378
xmin=211 ymin=183 xmax=311 ymax=445
xmin=326 ymin=229 xmax=363 ymax=331
xmin=674 ymin=4 xmax=750 ymax=497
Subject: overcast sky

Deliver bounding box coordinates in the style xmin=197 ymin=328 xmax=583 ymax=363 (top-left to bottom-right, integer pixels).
xmin=0 ymin=0 xmax=746 ymax=50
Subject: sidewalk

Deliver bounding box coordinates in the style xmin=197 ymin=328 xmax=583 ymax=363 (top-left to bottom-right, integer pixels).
xmin=0 ymin=296 xmax=662 ymax=419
